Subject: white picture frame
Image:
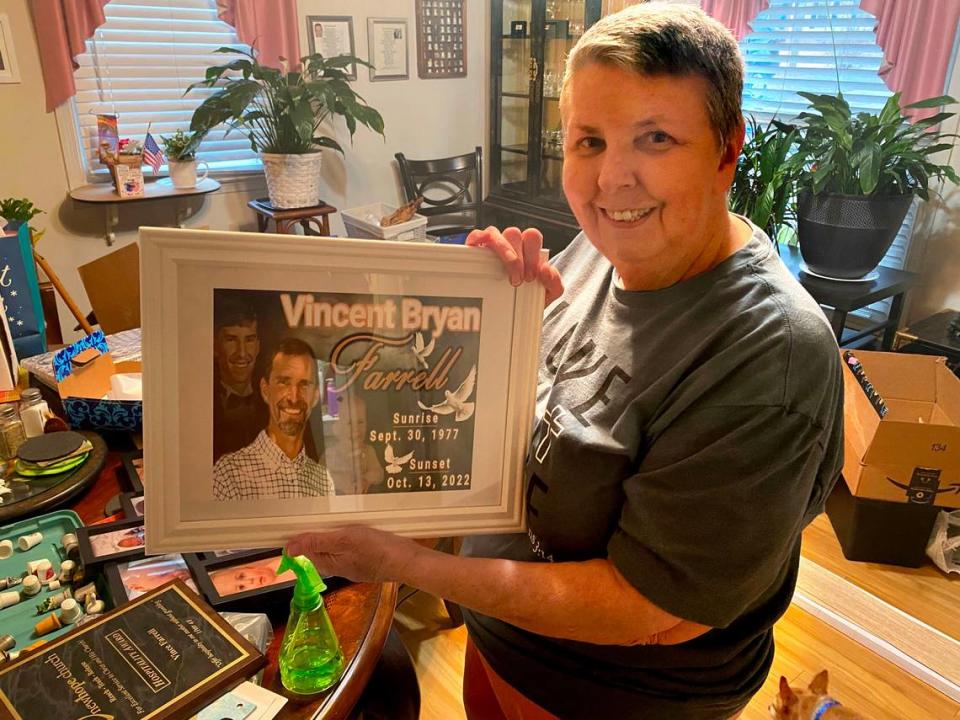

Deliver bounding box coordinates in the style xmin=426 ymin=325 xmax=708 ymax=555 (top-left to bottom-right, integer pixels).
xmin=140 ymin=228 xmax=544 ymax=554
xmin=367 ymin=18 xmax=409 ymax=81
xmin=306 ymin=15 xmax=357 ymax=80
xmin=0 ymin=13 xmax=20 ymax=84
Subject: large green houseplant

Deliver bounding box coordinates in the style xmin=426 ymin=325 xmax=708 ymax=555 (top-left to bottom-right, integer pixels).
xmin=793 ymin=91 xmax=958 ymax=279
xmin=188 ymin=47 xmax=385 ymax=209
xmin=729 ymin=115 xmax=802 ymax=244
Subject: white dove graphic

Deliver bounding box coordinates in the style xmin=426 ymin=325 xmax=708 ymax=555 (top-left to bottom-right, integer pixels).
xmin=411 ymin=332 xmax=435 ymax=369
xmin=384 ymin=442 xmax=415 ymax=474
xmin=417 ymin=365 xmax=477 ymax=422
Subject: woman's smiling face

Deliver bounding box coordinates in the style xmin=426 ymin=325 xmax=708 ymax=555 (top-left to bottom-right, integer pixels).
xmin=561 ymin=63 xmax=742 ymax=289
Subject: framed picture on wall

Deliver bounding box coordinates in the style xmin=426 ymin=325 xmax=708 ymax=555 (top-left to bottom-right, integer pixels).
xmin=0 ymin=14 xmax=20 ymax=84
xmin=139 ymin=227 xmax=544 ymax=554
xmin=306 ymin=15 xmax=357 ymax=80
xmin=367 ymin=18 xmax=409 ymax=81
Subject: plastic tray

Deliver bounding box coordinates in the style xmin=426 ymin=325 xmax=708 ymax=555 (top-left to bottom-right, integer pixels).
xmin=0 ymin=509 xmax=83 ymax=653
xmin=341 ymin=202 xmax=429 ymax=242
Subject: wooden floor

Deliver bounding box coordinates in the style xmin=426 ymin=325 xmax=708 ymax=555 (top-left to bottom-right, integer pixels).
xmin=801 ymin=513 xmax=960 ymax=641
xmin=395 ymin=593 xmax=960 ymax=720
xmin=393 ymin=514 xmax=960 ymax=719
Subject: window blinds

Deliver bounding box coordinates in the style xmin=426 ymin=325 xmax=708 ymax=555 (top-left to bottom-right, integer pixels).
xmin=741 ymin=0 xmax=889 ymax=122
xmin=739 ymin=0 xmax=909 ymax=324
xmin=72 ymin=0 xmax=260 ymax=176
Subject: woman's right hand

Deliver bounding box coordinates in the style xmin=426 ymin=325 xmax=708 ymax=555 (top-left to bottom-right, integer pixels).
xmin=467 ymin=226 xmax=564 ymax=307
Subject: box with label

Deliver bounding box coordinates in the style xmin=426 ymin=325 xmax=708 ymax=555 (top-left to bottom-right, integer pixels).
xmin=841 ymin=350 xmax=960 ymax=508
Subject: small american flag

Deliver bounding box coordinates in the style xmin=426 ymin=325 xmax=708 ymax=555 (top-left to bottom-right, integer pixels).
xmin=143 ymin=133 xmax=164 ymax=174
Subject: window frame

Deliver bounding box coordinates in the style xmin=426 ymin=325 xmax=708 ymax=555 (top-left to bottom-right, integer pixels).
xmin=57 ymin=1 xmax=265 ymax=190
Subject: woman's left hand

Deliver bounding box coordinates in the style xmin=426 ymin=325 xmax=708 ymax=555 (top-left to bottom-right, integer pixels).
xmin=285 ymin=526 xmax=419 ymax=584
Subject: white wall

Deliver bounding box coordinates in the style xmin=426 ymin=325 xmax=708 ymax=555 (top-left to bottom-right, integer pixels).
xmin=298 ymin=0 xmax=489 ymax=234
xmin=0 ymin=0 xmax=488 ymax=342
xmin=904 ymin=50 xmax=960 ymax=322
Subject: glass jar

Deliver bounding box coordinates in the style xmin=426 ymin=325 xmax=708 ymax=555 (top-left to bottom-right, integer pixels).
xmin=20 ymin=388 xmax=49 ymax=438
xmin=0 ymin=405 xmax=26 ymax=460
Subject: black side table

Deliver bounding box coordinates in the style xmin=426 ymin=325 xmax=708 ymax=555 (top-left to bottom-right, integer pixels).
xmin=777 ymin=243 xmax=920 ymax=349
xmin=893 ymin=309 xmax=960 ymax=373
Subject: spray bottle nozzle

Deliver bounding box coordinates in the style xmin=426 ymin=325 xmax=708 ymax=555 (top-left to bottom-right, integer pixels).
xmin=278 ymin=552 xmax=327 ymax=611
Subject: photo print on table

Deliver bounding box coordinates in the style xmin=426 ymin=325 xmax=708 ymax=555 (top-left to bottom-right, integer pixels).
xmin=106 ymin=553 xmax=198 ymax=603
xmin=121 ymin=492 xmax=144 ymax=518
xmin=122 ymin=450 xmax=144 ymax=493
xmin=77 ymin=518 xmax=146 ymax=567
xmin=187 ymin=550 xmax=299 ymax=608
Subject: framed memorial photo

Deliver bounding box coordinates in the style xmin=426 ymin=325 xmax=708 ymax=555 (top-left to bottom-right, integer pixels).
xmin=141 ymin=228 xmax=543 ymax=554
xmin=367 ymin=18 xmax=409 ymax=80
xmin=306 ymin=15 xmax=357 ymax=80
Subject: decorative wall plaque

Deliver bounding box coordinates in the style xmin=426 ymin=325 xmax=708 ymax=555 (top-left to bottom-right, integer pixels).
xmin=415 ymin=0 xmax=467 ymax=78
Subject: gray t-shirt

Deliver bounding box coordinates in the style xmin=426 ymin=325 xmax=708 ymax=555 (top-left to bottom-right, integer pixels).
xmin=463 ymin=225 xmax=844 ymax=719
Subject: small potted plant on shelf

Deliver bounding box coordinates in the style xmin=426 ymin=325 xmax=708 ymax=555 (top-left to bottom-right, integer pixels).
xmin=728 ymin=115 xmax=803 ymax=245
xmin=161 ymin=129 xmax=209 ymax=189
xmin=793 ymin=91 xmax=959 ymax=279
xmin=187 ymin=47 xmax=385 ymax=209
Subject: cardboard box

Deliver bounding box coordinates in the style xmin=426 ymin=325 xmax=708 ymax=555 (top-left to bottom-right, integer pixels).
xmin=54 ymin=330 xmax=142 ymax=431
xmin=842 ymin=350 xmax=960 ymax=508
xmin=77 ymin=242 xmax=140 ymax=335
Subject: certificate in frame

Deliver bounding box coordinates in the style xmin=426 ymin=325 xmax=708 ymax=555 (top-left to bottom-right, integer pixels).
xmin=367 ymin=18 xmax=409 ymax=81
xmin=306 ymin=15 xmax=357 ymax=80
xmin=140 ymin=228 xmax=543 ymax=554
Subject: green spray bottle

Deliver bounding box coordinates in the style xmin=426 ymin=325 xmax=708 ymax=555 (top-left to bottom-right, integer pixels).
xmin=276 ymin=552 xmax=345 ymax=694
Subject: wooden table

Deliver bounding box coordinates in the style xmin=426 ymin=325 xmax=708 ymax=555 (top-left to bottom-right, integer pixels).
xmin=69 ymin=178 xmax=221 ymax=245
xmin=249 ymin=197 xmax=338 ymax=236
xmin=69 ymin=453 xmax=398 ymax=720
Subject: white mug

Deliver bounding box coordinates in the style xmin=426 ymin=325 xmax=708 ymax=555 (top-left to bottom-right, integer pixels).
xmin=168 ymin=159 xmax=209 ymax=189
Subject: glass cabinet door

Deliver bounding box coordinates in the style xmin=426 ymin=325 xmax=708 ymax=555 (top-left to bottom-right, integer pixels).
xmin=496 ymin=0 xmax=534 ymax=196
xmin=491 ymin=0 xmax=601 ymax=205
xmin=535 ymin=0 xmax=598 ymax=205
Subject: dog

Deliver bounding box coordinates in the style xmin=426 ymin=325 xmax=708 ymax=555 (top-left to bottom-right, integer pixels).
xmin=769 ymin=671 xmax=865 ymax=719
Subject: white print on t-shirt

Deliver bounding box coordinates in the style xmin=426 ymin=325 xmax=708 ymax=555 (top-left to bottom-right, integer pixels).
xmin=534 ymin=405 xmax=569 ymax=463
xmin=528 ymin=527 xmax=555 ymax=562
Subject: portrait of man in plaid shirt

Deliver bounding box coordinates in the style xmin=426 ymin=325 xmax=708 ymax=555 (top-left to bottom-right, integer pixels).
xmin=213 ymin=337 xmax=334 ymax=499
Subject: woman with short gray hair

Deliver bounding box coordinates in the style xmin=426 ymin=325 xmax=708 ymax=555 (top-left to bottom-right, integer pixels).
xmin=288 ymin=4 xmax=844 ymax=718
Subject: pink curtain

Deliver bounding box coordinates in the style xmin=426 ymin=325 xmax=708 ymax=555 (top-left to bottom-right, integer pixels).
xmin=216 ymin=0 xmax=301 ymax=70
xmin=700 ymin=0 xmax=770 ymax=41
xmin=30 ymin=0 xmax=110 ymax=112
xmin=860 ymin=0 xmax=960 ymax=122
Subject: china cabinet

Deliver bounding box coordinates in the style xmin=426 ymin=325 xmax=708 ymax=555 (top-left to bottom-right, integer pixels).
xmin=483 ymin=0 xmax=602 ymax=251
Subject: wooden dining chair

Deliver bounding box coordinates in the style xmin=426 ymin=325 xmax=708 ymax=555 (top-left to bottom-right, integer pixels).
xmin=394 ymin=147 xmax=483 ymax=242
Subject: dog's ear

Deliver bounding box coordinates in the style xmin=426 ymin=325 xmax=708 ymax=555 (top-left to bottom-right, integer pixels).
xmin=809 ymin=670 xmax=829 ymax=695
xmin=779 ymin=676 xmax=796 ymax=702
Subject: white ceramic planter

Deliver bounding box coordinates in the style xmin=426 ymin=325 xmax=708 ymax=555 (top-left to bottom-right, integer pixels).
xmin=260 ymin=152 xmax=324 ymax=208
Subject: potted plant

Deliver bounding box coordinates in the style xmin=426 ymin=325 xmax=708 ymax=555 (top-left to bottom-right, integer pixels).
xmin=187 ymin=47 xmax=385 ymax=209
xmin=794 ymin=91 xmax=959 ymax=279
xmin=729 ymin=115 xmax=802 ymax=245
xmin=161 ymin=129 xmax=209 ymax=189
xmin=0 ymin=198 xmax=43 ymax=241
